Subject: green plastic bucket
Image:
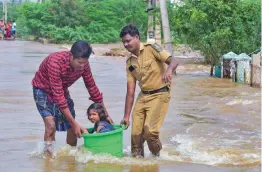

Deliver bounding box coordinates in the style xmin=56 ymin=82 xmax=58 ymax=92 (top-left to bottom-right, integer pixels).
xmin=82 ymin=125 xmax=125 ymax=158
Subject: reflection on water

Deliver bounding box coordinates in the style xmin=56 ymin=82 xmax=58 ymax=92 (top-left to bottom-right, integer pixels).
xmin=41 ymin=155 xmax=161 ymax=172
xmin=0 ymin=41 xmax=260 ymax=172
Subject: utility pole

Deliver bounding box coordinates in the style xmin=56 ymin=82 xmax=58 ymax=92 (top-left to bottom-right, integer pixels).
xmin=159 ymin=0 xmax=173 ymax=56
xmin=155 ymin=0 xmax=161 ymax=45
xmin=146 ymin=0 xmax=155 ymax=43
xmin=2 ymin=1 xmax=4 ymax=20
xmin=4 ymin=0 xmax=7 ymax=22
xmin=160 ymin=0 xmax=177 ymax=75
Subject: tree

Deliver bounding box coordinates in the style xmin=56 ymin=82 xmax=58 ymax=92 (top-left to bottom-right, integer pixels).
xmin=16 ymin=0 xmax=148 ymax=43
xmin=168 ymin=0 xmax=260 ymax=75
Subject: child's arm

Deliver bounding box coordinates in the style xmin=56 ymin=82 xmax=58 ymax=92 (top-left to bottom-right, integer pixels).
xmin=96 ymin=125 xmax=105 ymax=133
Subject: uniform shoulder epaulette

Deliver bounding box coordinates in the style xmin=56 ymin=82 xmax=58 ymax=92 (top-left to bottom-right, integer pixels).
xmin=145 ymin=43 xmax=163 ymax=52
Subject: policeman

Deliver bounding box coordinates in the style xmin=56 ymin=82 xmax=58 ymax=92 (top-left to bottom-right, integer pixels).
xmin=120 ymin=24 xmax=179 ymax=157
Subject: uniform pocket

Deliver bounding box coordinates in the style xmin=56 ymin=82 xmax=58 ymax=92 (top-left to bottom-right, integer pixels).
xmin=143 ymin=59 xmax=153 ymax=68
xmin=143 ymin=59 xmax=155 ymax=74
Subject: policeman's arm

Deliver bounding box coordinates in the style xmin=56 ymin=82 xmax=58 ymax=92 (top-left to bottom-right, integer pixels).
xmin=124 ymin=80 xmax=136 ymax=119
xmin=151 ymin=43 xmax=179 ymax=81
xmin=165 ymin=57 xmax=179 ymax=72
xmin=162 ymin=57 xmax=179 ymax=84
xmin=150 ymin=44 xmax=179 ymax=71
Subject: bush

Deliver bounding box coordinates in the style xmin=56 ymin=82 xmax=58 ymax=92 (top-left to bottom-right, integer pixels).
xmin=168 ymin=0 xmax=260 ymax=75
xmin=14 ymin=0 xmax=147 ymax=44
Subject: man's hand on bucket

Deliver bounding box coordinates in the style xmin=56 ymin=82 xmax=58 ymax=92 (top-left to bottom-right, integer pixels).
xmin=80 ymin=125 xmax=88 ymax=134
xmin=72 ymin=122 xmax=87 ymax=138
xmin=120 ymin=117 xmax=130 ymax=129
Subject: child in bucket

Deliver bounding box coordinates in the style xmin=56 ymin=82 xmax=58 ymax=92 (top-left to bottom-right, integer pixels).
xmin=87 ymin=103 xmax=115 ymax=133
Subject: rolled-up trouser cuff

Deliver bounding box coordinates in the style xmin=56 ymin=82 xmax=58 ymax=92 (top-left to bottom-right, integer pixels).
xmin=147 ymin=139 xmax=162 ymax=153
xmin=131 ymin=134 xmax=145 ymax=157
xmin=131 ymin=147 xmax=144 ymax=157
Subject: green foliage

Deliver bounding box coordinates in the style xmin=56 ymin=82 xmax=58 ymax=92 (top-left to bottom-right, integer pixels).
xmin=14 ymin=0 xmax=147 ymax=43
xmin=168 ymin=0 xmax=261 ymax=74
xmin=5 ymin=0 xmax=259 ymax=72
xmin=0 ymin=3 xmax=19 ymax=22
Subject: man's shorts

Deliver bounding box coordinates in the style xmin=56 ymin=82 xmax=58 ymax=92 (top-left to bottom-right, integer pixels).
xmin=33 ymin=87 xmax=75 ymax=131
xmin=12 ymin=30 xmax=16 ymax=35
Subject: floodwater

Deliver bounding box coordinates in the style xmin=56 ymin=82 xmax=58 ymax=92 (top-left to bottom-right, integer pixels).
xmin=0 ymin=40 xmax=261 ymax=172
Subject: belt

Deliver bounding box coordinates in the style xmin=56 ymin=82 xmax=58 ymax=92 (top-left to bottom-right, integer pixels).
xmin=142 ymin=86 xmax=169 ymax=95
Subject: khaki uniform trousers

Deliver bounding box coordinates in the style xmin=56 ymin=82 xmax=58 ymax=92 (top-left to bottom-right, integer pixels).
xmin=131 ymin=91 xmax=170 ymax=157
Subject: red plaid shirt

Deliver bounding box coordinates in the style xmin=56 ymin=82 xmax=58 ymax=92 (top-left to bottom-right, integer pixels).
xmin=32 ymin=51 xmax=103 ymax=109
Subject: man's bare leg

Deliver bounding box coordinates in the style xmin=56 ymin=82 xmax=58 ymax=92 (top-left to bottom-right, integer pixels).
xmin=67 ymin=127 xmax=77 ymax=146
xmin=43 ymin=116 xmax=56 ymax=153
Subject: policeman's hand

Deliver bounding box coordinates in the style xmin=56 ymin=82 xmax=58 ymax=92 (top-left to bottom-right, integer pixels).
xmin=120 ymin=117 xmax=130 ymax=129
xmin=107 ymin=116 xmax=114 ymax=124
xmin=162 ymin=68 xmax=173 ymax=84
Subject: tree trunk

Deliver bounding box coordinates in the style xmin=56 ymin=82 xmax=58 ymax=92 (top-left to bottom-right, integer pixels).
xmin=210 ymin=63 xmax=214 ymax=76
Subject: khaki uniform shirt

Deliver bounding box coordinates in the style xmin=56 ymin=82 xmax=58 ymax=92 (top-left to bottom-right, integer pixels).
xmin=126 ymin=43 xmax=171 ymax=91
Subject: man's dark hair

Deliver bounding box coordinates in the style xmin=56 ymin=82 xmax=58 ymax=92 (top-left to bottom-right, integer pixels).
xmin=70 ymin=40 xmax=93 ymax=59
xmin=87 ymin=103 xmax=109 ymax=123
xmin=120 ymin=24 xmax=140 ymax=39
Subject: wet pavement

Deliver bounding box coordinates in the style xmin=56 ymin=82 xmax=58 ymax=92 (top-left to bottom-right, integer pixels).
xmin=0 ymin=40 xmax=261 ymax=172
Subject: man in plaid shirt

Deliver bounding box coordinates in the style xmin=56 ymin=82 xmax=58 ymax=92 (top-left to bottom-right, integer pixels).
xmin=32 ymin=40 xmax=112 ymax=151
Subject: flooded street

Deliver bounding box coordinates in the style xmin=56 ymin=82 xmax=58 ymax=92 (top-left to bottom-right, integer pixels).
xmin=0 ymin=40 xmax=260 ymax=172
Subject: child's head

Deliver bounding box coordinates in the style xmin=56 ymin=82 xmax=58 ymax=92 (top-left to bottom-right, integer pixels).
xmin=87 ymin=103 xmax=107 ymax=123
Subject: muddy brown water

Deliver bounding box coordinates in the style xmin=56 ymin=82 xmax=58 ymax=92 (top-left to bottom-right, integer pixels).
xmin=0 ymin=40 xmax=260 ymax=172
